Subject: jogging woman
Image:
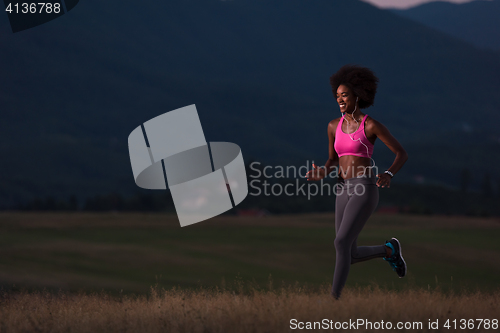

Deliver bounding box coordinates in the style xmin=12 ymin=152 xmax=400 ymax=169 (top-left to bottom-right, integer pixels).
xmin=306 ymin=65 xmax=409 ymax=299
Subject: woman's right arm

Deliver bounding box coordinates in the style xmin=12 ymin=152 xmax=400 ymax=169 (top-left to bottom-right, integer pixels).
xmin=307 ymin=120 xmax=339 ymax=181
xmin=323 ymin=120 xmax=340 ymax=177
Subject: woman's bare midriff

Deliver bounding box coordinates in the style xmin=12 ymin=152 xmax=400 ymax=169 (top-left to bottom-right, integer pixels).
xmin=338 ymin=155 xmax=374 ymax=179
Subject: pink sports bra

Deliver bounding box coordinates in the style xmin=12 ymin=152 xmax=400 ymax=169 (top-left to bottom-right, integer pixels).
xmin=334 ymin=114 xmax=374 ymax=158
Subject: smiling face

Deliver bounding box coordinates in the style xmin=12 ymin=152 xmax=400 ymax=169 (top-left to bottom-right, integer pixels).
xmin=336 ymin=84 xmax=357 ymax=113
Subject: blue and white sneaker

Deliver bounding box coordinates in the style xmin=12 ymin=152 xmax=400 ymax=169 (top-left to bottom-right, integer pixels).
xmin=383 ymin=238 xmax=407 ymax=278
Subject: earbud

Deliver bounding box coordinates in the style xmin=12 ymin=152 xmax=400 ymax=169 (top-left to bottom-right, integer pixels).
xmin=356 ymin=97 xmax=359 ymax=103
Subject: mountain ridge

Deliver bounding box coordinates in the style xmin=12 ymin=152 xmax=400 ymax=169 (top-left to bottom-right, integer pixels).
xmin=1 ymin=0 xmax=499 ymax=205
xmin=392 ymin=0 xmax=500 ymax=50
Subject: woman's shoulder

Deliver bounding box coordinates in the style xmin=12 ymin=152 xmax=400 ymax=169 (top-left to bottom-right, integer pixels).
xmin=328 ymin=117 xmax=342 ymax=129
xmin=328 ymin=117 xmax=342 ymax=137
xmin=364 ymin=115 xmax=388 ymax=133
xmin=364 ymin=115 xmax=381 ymax=126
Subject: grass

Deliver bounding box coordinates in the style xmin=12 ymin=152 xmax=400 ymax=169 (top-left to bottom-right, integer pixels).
xmin=0 ymin=286 xmax=499 ymax=332
xmin=0 ymin=212 xmax=499 ymax=296
xmin=0 ymin=212 xmax=499 ymax=332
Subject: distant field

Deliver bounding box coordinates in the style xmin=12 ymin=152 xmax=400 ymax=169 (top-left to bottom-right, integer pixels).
xmin=0 ymin=212 xmax=499 ymax=295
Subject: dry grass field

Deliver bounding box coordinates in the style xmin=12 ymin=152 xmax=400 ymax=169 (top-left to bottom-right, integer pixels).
xmin=1 ymin=287 xmax=499 ymax=332
xmin=0 ymin=212 xmax=499 ymax=332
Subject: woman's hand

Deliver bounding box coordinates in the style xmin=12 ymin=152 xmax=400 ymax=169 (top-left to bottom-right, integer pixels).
xmin=376 ymin=173 xmax=391 ymax=188
xmin=306 ymin=163 xmax=326 ymax=181
xmin=367 ymin=118 xmax=408 ymax=187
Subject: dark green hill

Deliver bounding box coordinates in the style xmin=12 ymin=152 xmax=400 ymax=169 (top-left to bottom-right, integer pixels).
xmin=1 ymin=0 xmax=499 ymax=206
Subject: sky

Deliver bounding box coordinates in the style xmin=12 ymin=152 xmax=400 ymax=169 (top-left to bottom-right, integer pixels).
xmin=361 ymin=0 xmax=484 ymax=9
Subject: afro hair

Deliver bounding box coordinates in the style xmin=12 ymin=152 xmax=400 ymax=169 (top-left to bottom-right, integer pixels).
xmin=329 ymin=65 xmax=379 ymax=109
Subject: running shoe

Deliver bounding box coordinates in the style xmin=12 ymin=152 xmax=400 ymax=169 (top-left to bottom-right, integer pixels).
xmin=383 ymin=238 xmax=407 ymax=278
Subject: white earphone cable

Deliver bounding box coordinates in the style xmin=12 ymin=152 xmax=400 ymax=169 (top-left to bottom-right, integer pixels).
xmin=340 ymin=99 xmax=376 ymax=174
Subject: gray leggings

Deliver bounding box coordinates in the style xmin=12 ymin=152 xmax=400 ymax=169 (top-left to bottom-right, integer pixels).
xmin=331 ymin=175 xmax=386 ymax=299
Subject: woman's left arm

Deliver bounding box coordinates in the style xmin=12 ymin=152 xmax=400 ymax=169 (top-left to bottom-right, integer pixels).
xmin=368 ymin=119 xmax=408 ymax=188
